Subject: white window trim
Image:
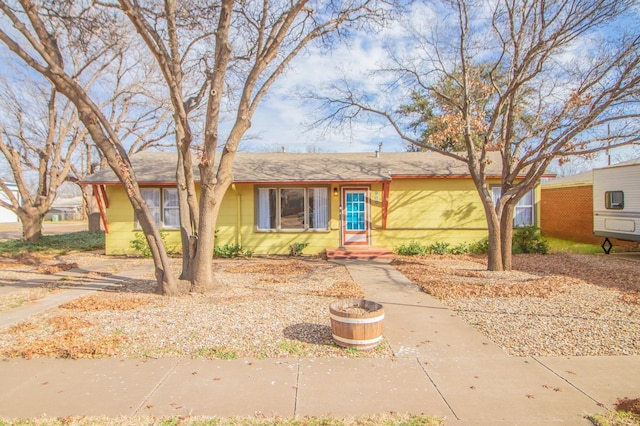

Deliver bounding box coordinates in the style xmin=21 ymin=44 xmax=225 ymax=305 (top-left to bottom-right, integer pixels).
xmin=491 ymin=186 xmax=535 ymax=227
xmin=256 ymin=186 xmax=330 ymax=232
xmin=136 ymin=187 xmax=180 ymax=229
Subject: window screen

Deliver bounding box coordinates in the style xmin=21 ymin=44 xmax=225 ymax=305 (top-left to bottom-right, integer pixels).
xmin=605 ymin=191 xmax=624 ymax=209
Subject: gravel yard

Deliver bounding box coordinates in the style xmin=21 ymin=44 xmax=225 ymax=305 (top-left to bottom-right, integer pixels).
xmin=1 ymin=251 xmax=639 ymax=359
xmin=0 ymin=254 xmax=385 ymax=359
xmin=394 ymin=253 xmax=640 ymax=357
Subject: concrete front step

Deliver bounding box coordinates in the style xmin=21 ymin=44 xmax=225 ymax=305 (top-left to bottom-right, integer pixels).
xmin=326 ymin=248 xmax=394 ymax=260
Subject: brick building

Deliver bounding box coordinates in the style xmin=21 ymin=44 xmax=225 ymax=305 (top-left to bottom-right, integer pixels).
xmin=541 ymin=170 xmax=638 ymax=248
xmin=540 ymin=171 xmax=600 ymax=244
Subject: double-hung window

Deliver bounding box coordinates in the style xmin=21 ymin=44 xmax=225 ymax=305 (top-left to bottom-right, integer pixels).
xmin=257 ymin=187 xmax=329 ymax=231
xmin=491 ymin=187 xmax=535 ymax=227
xmin=139 ymin=188 xmax=179 ymax=228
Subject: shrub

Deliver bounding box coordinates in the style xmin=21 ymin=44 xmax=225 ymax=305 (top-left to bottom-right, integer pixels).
xmin=395 ymin=241 xmax=429 ymax=256
xmin=129 ymin=232 xmax=154 ymax=258
xmin=129 ymin=231 xmax=179 ymax=258
xmin=429 ymin=241 xmax=450 ymax=255
xmin=289 ymin=241 xmax=309 ymax=256
xmin=214 ymin=243 xmax=252 ymax=258
xmin=513 ymin=226 xmax=549 ymax=254
xmin=449 ymin=243 xmax=469 ymax=255
xmin=469 ymin=237 xmax=489 ymax=254
xmin=470 ymin=227 xmax=549 ymax=255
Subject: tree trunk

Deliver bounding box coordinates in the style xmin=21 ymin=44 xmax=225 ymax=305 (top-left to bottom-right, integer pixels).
xmin=176 ymin=145 xmax=199 ymax=281
xmin=18 ymin=207 xmax=43 ymax=242
xmin=486 ymin=217 xmax=503 ymax=271
xmin=190 ymin=178 xmax=223 ymax=293
xmin=133 ymin=203 xmax=181 ymax=295
xmin=82 ymin=185 xmax=101 ymax=232
xmin=477 ymin=188 xmax=504 ymax=272
xmin=500 ymin=206 xmax=515 ymax=271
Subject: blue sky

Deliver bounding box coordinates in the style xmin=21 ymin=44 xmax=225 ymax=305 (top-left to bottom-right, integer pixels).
xmin=1 ymin=2 xmax=639 ymax=179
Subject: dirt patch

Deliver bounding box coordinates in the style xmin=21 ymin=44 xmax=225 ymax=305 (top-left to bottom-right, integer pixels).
xmin=616 ymin=397 xmax=640 ymax=417
xmin=61 ymin=294 xmax=151 ymax=311
xmin=225 ymin=260 xmax=312 ymax=275
xmin=313 ymin=281 xmax=364 ymax=298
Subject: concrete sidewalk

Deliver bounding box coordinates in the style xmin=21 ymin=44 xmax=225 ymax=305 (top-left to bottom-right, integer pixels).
xmin=0 ymin=260 xmax=638 ymax=424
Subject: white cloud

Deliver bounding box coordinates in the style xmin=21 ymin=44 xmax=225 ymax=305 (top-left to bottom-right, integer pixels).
xmin=243 ymin=27 xmax=408 ymax=153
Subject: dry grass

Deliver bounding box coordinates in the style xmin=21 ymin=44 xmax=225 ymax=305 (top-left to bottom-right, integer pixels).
xmin=0 ymin=414 xmax=445 ymax=426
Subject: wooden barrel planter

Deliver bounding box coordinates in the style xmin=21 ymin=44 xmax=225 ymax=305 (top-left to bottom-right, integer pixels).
xmin=329 ymin=298 xmax=384 ymax=350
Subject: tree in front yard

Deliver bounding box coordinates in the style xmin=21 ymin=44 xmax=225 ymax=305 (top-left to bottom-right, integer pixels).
xmin=316 ymin=0 xmax=640 ymax=270
xmin=105 ymin=0 xmax=394 ymax=292
xmin=0 ymin=1 xmax=180 ymax=295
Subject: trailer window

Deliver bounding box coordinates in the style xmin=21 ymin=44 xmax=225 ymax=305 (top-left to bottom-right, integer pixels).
xmin=605 ymin=191 xmax=624 ymax=210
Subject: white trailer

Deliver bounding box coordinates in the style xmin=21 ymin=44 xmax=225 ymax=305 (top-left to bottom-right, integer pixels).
xmin=593 ymin=158 xmax=640 ymax=253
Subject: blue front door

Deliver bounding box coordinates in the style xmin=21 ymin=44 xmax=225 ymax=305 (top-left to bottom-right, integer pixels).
xmin=342 ymin=188 xmax=369 ymax=246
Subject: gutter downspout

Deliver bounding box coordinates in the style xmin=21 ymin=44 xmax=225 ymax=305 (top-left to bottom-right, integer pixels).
xmin=231 ymin=184 xmax=242 ymax=246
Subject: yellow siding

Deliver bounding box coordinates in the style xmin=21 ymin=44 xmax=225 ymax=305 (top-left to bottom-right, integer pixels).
xmin=103 ymin=186 xmax=182 ymax=255
xmin=371 ymin=179 xmax=489 ymax=248
xmin=103 ymin=177 xmax=539 ymax=255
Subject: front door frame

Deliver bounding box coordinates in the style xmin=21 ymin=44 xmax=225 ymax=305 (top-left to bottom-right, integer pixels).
xmin=341 ymin=186 xmax=370 ymax=247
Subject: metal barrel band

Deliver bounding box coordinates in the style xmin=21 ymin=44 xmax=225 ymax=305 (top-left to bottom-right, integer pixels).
xmin=329 ymin=313 xmax=384 ymax=324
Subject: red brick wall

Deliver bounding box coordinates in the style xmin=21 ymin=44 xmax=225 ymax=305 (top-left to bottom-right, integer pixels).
xmin=540 ymin=185 xmax=602 ymax=244
xmin=541 ymin=184 xmax=638 ymax=248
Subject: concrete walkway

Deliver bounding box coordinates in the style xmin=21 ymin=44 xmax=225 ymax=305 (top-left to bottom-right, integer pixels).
xmin=0 ymin=261 xmax=154 ymax=331
xmin=0 ymin=260 xmax=638 ymax=424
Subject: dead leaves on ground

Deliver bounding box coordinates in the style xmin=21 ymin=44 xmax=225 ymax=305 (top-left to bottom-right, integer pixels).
xmin=513 ymin=253 xmax=640 ymax=303
xmin=36 ymin=262 xmax=79 ymax=274
xmin=61 ymin=294 xmax=150 ymax=311
xmin=225 ymin=260 xmax=312 ymax=275
xmin=1 ymin=294 xmax=150 ymax=359
xmin=2 ymin=314 xmax=126 ymax=359
xmin=313 ymin=281 xmax=364 ymax=298
xmin=394 ymin=258 xmax=575 ymax=300
xmin=394 ymin=254 xmax=640 ymax=304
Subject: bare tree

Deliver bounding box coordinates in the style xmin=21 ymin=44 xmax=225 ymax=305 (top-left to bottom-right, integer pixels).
xmin=0 ymin=76 xmax=86 ymax=241
xmin=316 ymin=0 xmax=640 ymax=271
xmin=0 ymin=0 xmax=180 ymax=295
xmin=67 ymin=51 xmax=174 ymax=233
xmin=98 ymin=0 xmax=393 ymax=291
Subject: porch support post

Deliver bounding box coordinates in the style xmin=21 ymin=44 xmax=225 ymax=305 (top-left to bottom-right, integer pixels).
xmin=93 ymin=184 xmax=109 ymax=233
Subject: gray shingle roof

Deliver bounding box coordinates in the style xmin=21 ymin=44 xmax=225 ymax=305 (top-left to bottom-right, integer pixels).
xmin=83 ymin=151 xmax=507 ymax=184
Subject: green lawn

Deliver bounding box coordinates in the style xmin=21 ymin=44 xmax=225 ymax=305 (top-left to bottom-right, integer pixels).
xmin=0 ymin=231 xmax=105 ymax=256
xmin=545 ymin=237 xmax=606 ymax=254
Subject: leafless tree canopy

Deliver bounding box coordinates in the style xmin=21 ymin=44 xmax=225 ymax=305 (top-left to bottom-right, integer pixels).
xmin=314 ymin=0 xmax=640 ymax=270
